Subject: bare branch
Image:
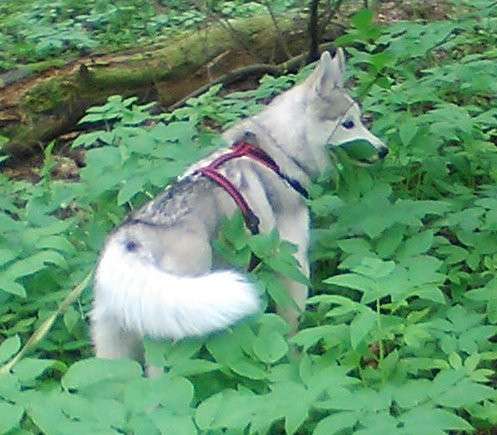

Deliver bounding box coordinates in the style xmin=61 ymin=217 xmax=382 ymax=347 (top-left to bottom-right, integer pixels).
xmin=168 ymin=40 xmax=337 ymax=111
xmin=319 ymin=0 xmax=346 ymax=34
xmin=213 ymin=14 xmax=263 ymax=62
xmin=262 ymin=0 xmax=292 ymax=60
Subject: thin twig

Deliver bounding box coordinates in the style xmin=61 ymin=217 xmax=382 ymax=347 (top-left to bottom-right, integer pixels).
xmin=319 ymin=0 xmax=346 ymax=35
xmin=169 ymin=64 xmax=280 ymax=110
xmin=214 ymin=14 xmax=263 ymax=62
xmin=262 ymin=0 xmax=292 ymax=60
xmin=168 ymin=41 xmax=336 ymax=111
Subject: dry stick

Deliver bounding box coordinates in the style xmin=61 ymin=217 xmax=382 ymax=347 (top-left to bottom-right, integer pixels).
xmin=0 ymin=271 xmax=93 ymax=374
xmin=262 ymin=0 xmax=292 ymax=60
xmin=169 ymin=63 xmax=280 ymax=111
xmin=168 ymin=41 xmax=336 ymax=111
xmin=200 ymin=3 xmax=213 ymax=80
xmin=214 ymin=14 xmax=263 ymax=63
xmin=319 ymin=0 xmax=346 ymax=35
xmin=206 ymin=51 xmax=231 ymax=82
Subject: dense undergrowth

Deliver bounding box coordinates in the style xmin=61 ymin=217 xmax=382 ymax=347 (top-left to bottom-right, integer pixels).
xmin=1 ymin=1 xmax=497 ymax=433
xmin=0 ymin=0 xmax=299 ymax=72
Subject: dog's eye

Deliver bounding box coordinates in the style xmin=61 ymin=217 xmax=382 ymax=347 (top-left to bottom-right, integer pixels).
xmin=342 ymin=120 xmax=355 ymax=129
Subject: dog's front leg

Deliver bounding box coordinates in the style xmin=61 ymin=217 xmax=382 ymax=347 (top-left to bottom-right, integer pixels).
xmin=275 ymin=206 xmax=310 ymax=333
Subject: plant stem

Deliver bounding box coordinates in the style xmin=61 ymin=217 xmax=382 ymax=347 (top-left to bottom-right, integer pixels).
xmin=376 ymin=298 xmax=384 ymax=362
xmin=0 ymin=271 xmax=93 ymax=374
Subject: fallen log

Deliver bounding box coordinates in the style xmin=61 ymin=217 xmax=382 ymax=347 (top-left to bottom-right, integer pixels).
xmin=0 ymin=14 xmax=343 ymax=158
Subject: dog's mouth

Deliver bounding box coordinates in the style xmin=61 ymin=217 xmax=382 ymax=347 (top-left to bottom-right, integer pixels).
xmin=334 ymin=140 xmax=388 ymax=165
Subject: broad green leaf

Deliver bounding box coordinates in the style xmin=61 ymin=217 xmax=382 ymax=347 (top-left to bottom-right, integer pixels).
xmin=0 ymin=212 xmax=20 ymax=231
xmin=262 ymin=271 xmax=300 ymax=310
xmin=169 ymin=359 xmax=220 ymax=377
xmin=350 ymin=309 xmax=376 ymax=349
xmin=391 ymin=379 xmax=432 ymax=408
xmin=400 ymin=406 xmax=473 ymax=432
xmin=0 ymin=249 xmax=18 ymax=267
xmin=351 ymin=257 xmax=395 ymax=278
xmin=269 ymin=382 xmax=310 ymax=435
xmin=265 ymin=254 xmax=309 ymax=286
xmin=37 ymin=235 xmax=76 ymax=254
xmin=0 ymin=402 xmax=23 ymax=433
xmin=291 ymin=325 xmax=337 ymax=351
xmin=448 ymin=352 xmax=463 ymax=369
xmin=128 ymin=415 xmax=159 ymax=435
xmin=59 ymin=393 xmax=126 ymax=429
xmin=398 ymin=230 xmax=434 ymax=258
xmin=228 ymin=357 xmax=267 ymax=380
xmin=0 ymin=335 xmax=21 ymax=364
xmin=63 ymin=305 xmax=80 ymax=333
xmin=150 ymin=411 xmax=197 ymax=435
xmin=337 ymin=238 xmax=371 ymax=254
xmin=13 ymin=358 xmax=55 ymax=383
xmin=258 ymin=313 xmax=291 ymax=336
xmin=375 ymin=225 xmax=404 ymax=258
xmin=434 ymin=379 xmax=495 ymax=408
xmin=355 ymin=412 xmax=399 ymax=435
xmin=409 ymin=285 xmax=446 ymax=304
xmin=117 ymin=176 xmax=146 ymax=205
xmin=399 ymin=116 xmax=419 ymax=146
xmin=351 ymin=9 xmax=373 ymax=30
xmin=324 ymin=273 xmax=376 ymax=292
xmin=253 ymin=330 xmax=288 ymax=364
xmin=2 ymin=250 xmax=66 ymax=282
xmin=159 ymin=377 xmax=194 ymax=414
xmin=313 ymin=411 xmax=358 ymax=435
xmin=196 ymin=389 xmax=256 ymax=431
xmin=195 ymin=393 xmax=224 ymax=430
xmin=62 ymin=358 xmax=142 ymax=391
xmin=124 ymin=376 xmax=192 ymax=415
xmin=206 ymin=332 xmax=266 ymax=379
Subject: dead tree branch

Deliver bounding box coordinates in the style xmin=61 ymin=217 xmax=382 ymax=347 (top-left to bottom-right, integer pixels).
xmin=169 ymin=41 xmax=336 ymax=111
xmin=319 ymin=0 xmax=346 ymax=35
xmin=262 ymin=0 xmax=292 ymax=60
xmin=214 ymin=14 xmax=264 ymax=62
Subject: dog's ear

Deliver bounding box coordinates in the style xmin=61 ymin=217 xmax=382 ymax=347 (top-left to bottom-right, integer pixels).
xmin=308 ymin=49 xmax=345 ymax=97
xmin=335 ymin=48 xmax=346 ymax=79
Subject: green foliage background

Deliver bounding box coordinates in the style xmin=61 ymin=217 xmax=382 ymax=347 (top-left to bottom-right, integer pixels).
xmin=1 ymin=1 xmax=497 ymax=433
xmin=0 ymin=0 xmax=296 ymax=72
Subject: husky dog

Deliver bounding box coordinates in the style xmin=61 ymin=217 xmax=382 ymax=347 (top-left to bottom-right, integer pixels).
xmin=91 ymin=49 xmax=388 ymax=362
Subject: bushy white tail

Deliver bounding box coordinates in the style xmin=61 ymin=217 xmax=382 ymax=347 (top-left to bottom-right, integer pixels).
xmin=92 ymin=238 xmax=260 ymax=340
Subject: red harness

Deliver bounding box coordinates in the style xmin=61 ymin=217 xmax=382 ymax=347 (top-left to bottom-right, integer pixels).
xmin=195 ymin=141 xmax=308 ymax=237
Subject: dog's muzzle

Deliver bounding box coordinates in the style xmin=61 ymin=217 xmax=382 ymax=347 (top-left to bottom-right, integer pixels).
xmin=377 ymin=146 xmax=389 ymax=159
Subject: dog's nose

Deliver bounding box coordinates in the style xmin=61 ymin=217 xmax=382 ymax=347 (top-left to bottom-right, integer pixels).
xmin=378 ymin=147 xmax=389 ymax=159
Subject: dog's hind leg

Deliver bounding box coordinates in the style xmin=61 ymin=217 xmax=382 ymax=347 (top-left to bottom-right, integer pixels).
xmin=92 ymin=316 xmax=143 ymax=362
xmin=145 ymin=225 xmax=214 ymax=377
xmin=275 ymin=206 xmax=310 ymax=333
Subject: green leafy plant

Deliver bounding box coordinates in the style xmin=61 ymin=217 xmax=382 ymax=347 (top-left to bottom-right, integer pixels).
xmin=1 ymin=2 xmax=497 ymax=433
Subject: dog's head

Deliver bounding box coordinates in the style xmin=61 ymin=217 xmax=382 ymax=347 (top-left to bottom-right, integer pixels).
xmin=304 ymin=49 xmax=388 ymax=160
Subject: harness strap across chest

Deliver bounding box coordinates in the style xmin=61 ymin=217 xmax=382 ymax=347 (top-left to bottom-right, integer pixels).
xmin=195 ymin=141 xmax=308 ymax=271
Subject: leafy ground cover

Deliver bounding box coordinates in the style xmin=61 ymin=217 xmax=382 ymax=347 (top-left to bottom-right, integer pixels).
xmin=0 ymin=0 xmax=299 ymax=72
xmin=1 ymin=1 xmax=497 ymax=433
